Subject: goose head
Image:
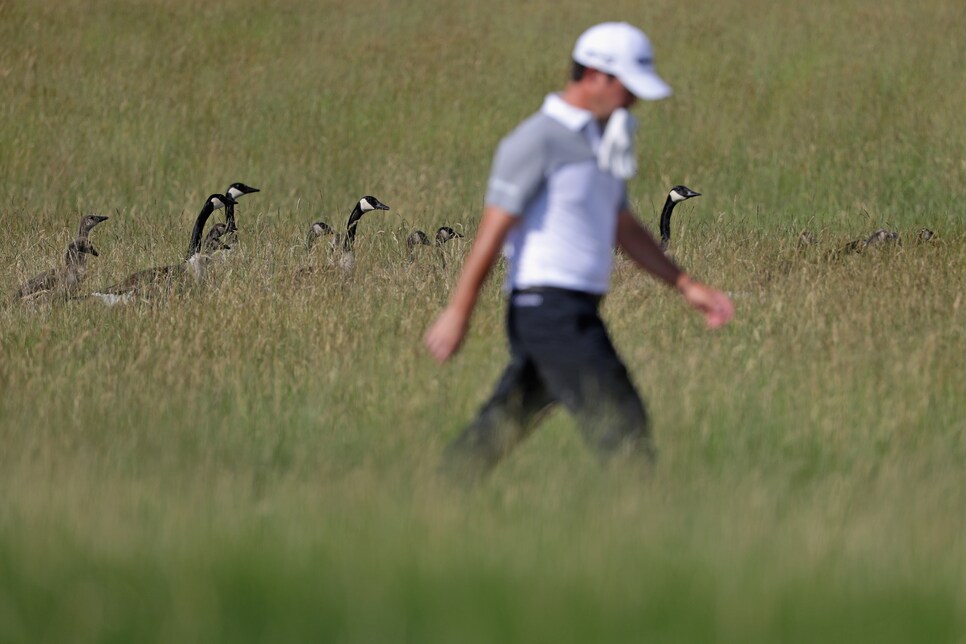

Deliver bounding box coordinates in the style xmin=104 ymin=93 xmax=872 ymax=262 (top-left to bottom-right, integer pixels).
xmin=407 ymin=229 xmax=431 ymax=250
xmin=668 ymin=185 xmax=701 ymax=203
xmin=435 ymin=226 xmax=463 ymax=245
xmin=344 ymin=195 xmax=391 ymax=250
xmin=208 ymin=193 xmax=236 ymax=210
xmin=916 ymin=228 xmax=935 ymax=242
xmin=311 ymin=221 xmax=336 ymax=237
xmin=357 ymin=195 xmax=390 ymax=214
xmin=226 ymin=182 xmax=260 ymax=201
xmin=306 ymin=220 xmax=336 ymax=250
xmin=78 ymin=214 xmax=109 ymax=237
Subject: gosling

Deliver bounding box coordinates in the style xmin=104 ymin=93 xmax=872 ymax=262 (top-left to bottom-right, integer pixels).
xmin=13 ymin=214 xmax=108 ymax=301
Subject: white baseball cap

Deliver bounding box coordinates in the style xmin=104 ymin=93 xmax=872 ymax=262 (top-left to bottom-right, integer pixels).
xmin=572 ymin=22 xmax=672 ymax=101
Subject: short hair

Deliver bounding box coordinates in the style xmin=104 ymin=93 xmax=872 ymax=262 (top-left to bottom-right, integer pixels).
xmin=571 ymin=60 xmax=615 ymax=83
xmin=571 ymin=60 xmax=587 ymax=82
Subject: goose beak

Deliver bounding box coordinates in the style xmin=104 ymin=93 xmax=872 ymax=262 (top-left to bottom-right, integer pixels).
xmin=688 ymin=190 xmax=701 ymax=198
xmin=245 ymin=186 xmax=260 ymax=194
xmin=377 ymin=203 xmax=390 ymax=211
xmin=94 ymin=215 xmax=109 ymax=223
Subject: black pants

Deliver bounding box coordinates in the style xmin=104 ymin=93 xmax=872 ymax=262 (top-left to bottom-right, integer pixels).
xmin=445 ymin=287 xmax=653 ymax=480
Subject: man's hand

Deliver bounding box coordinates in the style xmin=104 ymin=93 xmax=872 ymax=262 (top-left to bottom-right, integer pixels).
xmin=676 ymin=275 xmax=735 ymax=329
xmin=424 ymin=306 xmax=471 ymax=364
xmin=423 ymin=206 xmax=519 ymax=365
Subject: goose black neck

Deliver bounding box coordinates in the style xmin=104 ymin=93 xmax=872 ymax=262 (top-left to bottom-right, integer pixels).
xmin=225 ymin=202 xmax=237 ymax=234
xmin=659 ymin=195 xmax=676 ymax=247
xmin=344 ymin=203 xmax=365 ymax=251
xmin=186 ymin=201 xmax=216 ymax=259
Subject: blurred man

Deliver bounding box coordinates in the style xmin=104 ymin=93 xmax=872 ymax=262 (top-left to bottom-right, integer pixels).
xmin=424 ymin=22 xmax=734 ymax=482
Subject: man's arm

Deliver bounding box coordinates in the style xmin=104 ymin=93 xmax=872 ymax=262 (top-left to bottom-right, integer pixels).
xmin=424 ymin=206 xmax=519 ymax=363
xmin=616 ymin=208 xmax=734 ymax=329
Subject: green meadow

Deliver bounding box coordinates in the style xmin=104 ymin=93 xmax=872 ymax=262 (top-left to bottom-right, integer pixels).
xmin=1 ymin=0 xmax=965 ymax=641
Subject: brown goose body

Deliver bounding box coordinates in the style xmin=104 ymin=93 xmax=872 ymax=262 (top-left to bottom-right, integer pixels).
xmin=843 ymin=228 xmax=900 ymax=253
xmin=14 ymin=215 xmax=107 ymax=301
xmin=203 ymin=222 xmax=232 ymax=254
xmin=97 ymin=263 xmax=183 ymax=296
xmin=15 ymin=238 xmax=100 ymax=301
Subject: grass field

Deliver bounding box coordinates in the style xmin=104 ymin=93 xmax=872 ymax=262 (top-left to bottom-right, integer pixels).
xmin=2 ymin=0 xmax=965 ymax=641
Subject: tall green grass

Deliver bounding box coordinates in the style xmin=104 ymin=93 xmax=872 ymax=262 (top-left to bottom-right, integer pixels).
xmin=1 ymin=0 xmax=965 ymax=641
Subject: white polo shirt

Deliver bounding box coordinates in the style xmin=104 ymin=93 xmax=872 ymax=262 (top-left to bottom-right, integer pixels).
xmin=484 ymin=94 xmax=628 ymax=295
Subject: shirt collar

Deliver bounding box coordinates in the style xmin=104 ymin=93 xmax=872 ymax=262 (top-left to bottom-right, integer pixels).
xmin=541 ymin=93 xmax=593 ymax=132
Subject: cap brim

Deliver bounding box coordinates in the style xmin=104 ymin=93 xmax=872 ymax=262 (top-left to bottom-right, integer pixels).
xmin=620 ymin=68 xmax=673 ymax=100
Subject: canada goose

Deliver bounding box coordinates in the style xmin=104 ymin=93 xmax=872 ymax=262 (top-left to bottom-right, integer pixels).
xmin=863 ymin=228 xmax=900 ymax=247
xmin=295 ymin=223 xmax=335 ymax=281
xmin=435 ymin=226 xmax=463 ymax=245
xmin=842 ymin=228 xmax=899 ymax=252
xmin=916 ymin=228 xmax=935 ymax=243
xmin=93 ymin=193 xmax=235 ymax=300
xmin=337 ymin=195 xmax=391 ymax=271
xmin=829 ymin=228 xmax=901 ymax=259
xmin=658 ymin=185 xmax=701 ymax=251
xmin=798 ymin=230 xmax=818 ymax=247
xmin=13 ymin=214 xmax=108 ymax=301
xmin=14 ymin=237 xmax=101 ymax=301
xmin=202 ymin=182 xmax=260 ymax=254
xmin=406 ymin=226 xmax=464 ymax=263
xmin=305 ymin=220 xmax=336 ymax=250
xmin=307 ymin=195 xmax=390 ymax=269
